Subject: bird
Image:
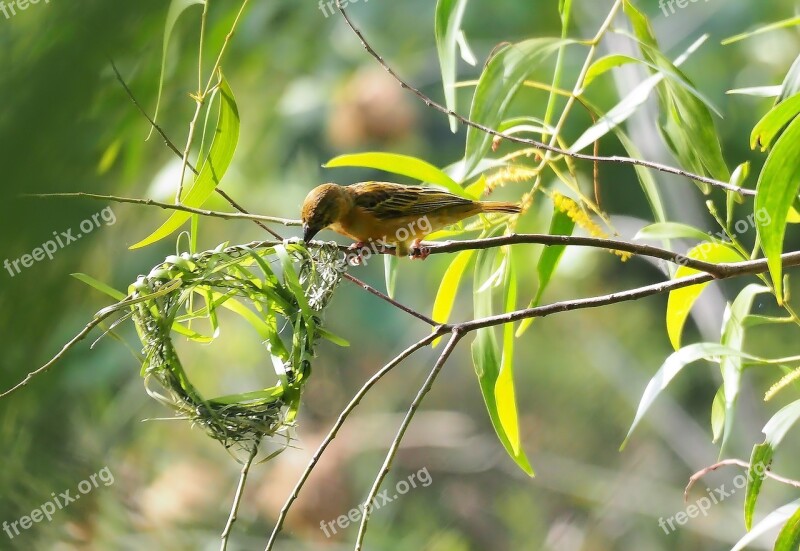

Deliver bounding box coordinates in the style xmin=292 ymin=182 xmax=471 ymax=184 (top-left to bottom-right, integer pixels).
xmin=301 ymin=182 xmax=521 ymax=258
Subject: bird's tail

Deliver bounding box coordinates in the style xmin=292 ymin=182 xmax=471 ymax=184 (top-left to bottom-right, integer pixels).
xmin=478 ymin=201 xmax=522 ymax=214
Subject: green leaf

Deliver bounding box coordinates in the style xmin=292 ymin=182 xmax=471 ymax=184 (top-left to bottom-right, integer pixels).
xmin=464 ymin=38 xmax=566 ymax=174
xmin=732 ymin=500 xmax=800 ymax=551
xmin=774 ymin=504 xmax=800 ymax=551
xmin=317 ymin=327 xmax=351 ymax=347
xmin=727 ymin=86 xmax=783 ymax=98
xmin=634 ymin=222 xmax=710 ymax=242
xmin=719 ymin=285 xmax=771 ymax=453
xmin=754 ymin=115 xmax=800 ymax=302
xmin=71 ymin=273 xmax=126 ymax=301
xmin=384 ymin=255 xmax=398 ymax=299
xmin=778 ymin=53 xmax=800 ymax=104
xmin=570 ymin=35 xmax=708 ymax=154
xmin=722 ymin=16 xmax=800 ymax=45
xmin=666 ymin=243 xmax=744 ymax=349
xmin=744 ymin=442 xmax=774 ymax=531
xmin=471 ymin=245 xmax=534 ymax=476
xmin=516 ymin=206 xmax=574 ymax=337
xmin=710 ymin=386 xmax=725 ymax=443
xmin=435 ymin=0 xmax=469 ymax=132
xmin=621 ymin=343 xmax=751 ymax=450
xmin=432 ymin=250 xmax=474 ymax=346
xmin=324 ymin=152 xmax=467 ymax=197
xmin=751 ymin=92 xmax=800 ymax=151
xmin=149 ymin=0 xmax=206 ymax=140
xmin=495 ymin=254 xmax=524 ymax=457
xmin=132 ymin=73 xmax=239 ymax=248
xmin=584 ymin=54 xmax=641 ymax=87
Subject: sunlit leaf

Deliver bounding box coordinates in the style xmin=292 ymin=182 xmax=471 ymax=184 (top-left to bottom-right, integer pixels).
xmin=325 ymin=152 xmax=467 ymax=197
xmin=744 ymin=442 xmax=774 ymax=531
xmin=754 ymin=115 xmax=800 ymax=302
xmin=750 ymin=92 xmax=800 ymax=151
xmin=774 ymin=506 xmax=800 ymax=551
xmin=722 ymin=16 xmax=800 ymax=45
xmin=471 ymin=244 xmax=533 ymax=475
xmin=495 ymin=254 xmax=524 ymax=456
xmin=132 ymin=73 xmax=239 ymax=248
xmin=711 ymin=386 xmax=725 ymax=443
xmin=666 ymin=243 xmax=743 ymax=349
xmin=432 ymin=250 xmax=474 ymax=346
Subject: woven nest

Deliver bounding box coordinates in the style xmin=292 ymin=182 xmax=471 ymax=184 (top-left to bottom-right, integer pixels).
xmin=128 ymin=241 xmax=345 ymax=450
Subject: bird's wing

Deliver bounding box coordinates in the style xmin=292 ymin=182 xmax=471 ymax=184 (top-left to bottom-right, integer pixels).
xmin=350 ymin=182 xmax=474 ymax=219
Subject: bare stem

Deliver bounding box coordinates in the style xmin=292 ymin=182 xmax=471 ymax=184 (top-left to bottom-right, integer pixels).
xmin=221 ymin=438 xmax=261 ymax=551
xmin=684 ymin=458 xmax=800 ymax=503
xmin=354 ymin=332 xmax=463 ymax=550
xmin=263 ymin=332 xmax=442 ymax=551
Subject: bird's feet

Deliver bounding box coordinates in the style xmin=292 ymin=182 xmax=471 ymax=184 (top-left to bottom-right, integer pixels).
xmin=409 ymin=239 xmax=430 ymax=260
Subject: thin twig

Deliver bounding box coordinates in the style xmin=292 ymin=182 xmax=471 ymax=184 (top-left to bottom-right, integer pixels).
xmin=28 ymin=192 xmax=301 ymax=227
xmin=684 ymin=458 xmax=800 ymax=503
xmin=354 ymin=331 xmax=463 ymax=550
xmin=342 ymin=273 xmax=438 ymax=326
xmin=263 ymin=332 xmax=442 ymax=551
xmin=332 ymin=1 xmax=754 ymax=197
xmin=221 ymin=438 xmax=261 ymax=551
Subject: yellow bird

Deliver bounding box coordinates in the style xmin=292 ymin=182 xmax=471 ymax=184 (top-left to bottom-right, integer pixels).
xmin=301 ymin=182 xmax=521 ymax=258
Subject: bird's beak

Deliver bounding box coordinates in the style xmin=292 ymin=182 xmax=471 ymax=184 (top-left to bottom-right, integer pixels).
xmin=303 ymin=224 xmax=319 ymax=243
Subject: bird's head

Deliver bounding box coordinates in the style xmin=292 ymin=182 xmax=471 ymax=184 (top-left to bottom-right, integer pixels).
xmin=301 ymin=183 xmax=351 ymax=242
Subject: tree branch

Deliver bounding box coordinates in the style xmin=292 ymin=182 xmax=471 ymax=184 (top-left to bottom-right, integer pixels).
xmin=263 ymin=332 xmax=443 ymax=551
xmin=354 ymin=331 xmax=463 ymax=551
xmin=332 ymin=0 xmax=753 ymax=197
xmin=684 ymin=458 xmax=800 ymax=503
xmin=221 ymin=437 xmax=261 ymax=551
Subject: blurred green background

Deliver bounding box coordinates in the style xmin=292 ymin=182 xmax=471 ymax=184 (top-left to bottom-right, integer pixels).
xmin=1 ymin=1 xmax=799 ymax=549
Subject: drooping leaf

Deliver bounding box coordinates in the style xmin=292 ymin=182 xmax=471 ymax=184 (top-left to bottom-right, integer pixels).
xmin=432 ymin=250 xmax=474 ymax=346
xmin=570 ymin=35 xmax=708 ymax=153
xmin=71 ymin=273 xmax=127 ymax=301
xmin=666 ymin=243 xmax=744 ymax=349
xmin=464 ymin=38 xmax=566 ymax=174
xmin=774 ymin=504 xmax=800 ymax=551
xmin=621 ymin=343 xmax=753 ymax=449
xmin=722 ymin=16 xmax=800 ymax=45
xmin=132 ymin=73 xmax=239 ymax=248
xmin=751 ymin=92 xmax=800 ymax=151
xmin=634 ymin=222 xmax=710 ymax=242
xmin=732 ymin=500 xmax=800 ymax=551
xmin=435 ymin=0 xmax=470 ymax=132
xmin=711 ymin=386 xmax=725 ymax=443
xmin=754 ymin=115 xmax=800 ymax=302
xmin=718 ymin=285 xmax=771 ymax=453
xmin=325 ymin=152 xmax=467 ymax=197
xmin=744 ymin=442 xmax=774 ymax=531
xmin=384 ymin=255 xmax=398 ymax=299
xmin=149 ymin=0 xmax=206 ymax=140
xmin=778 ymin=52 xmax=800 ymax=103
xmin=471 ymin=244 xmax=534 ymax=475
